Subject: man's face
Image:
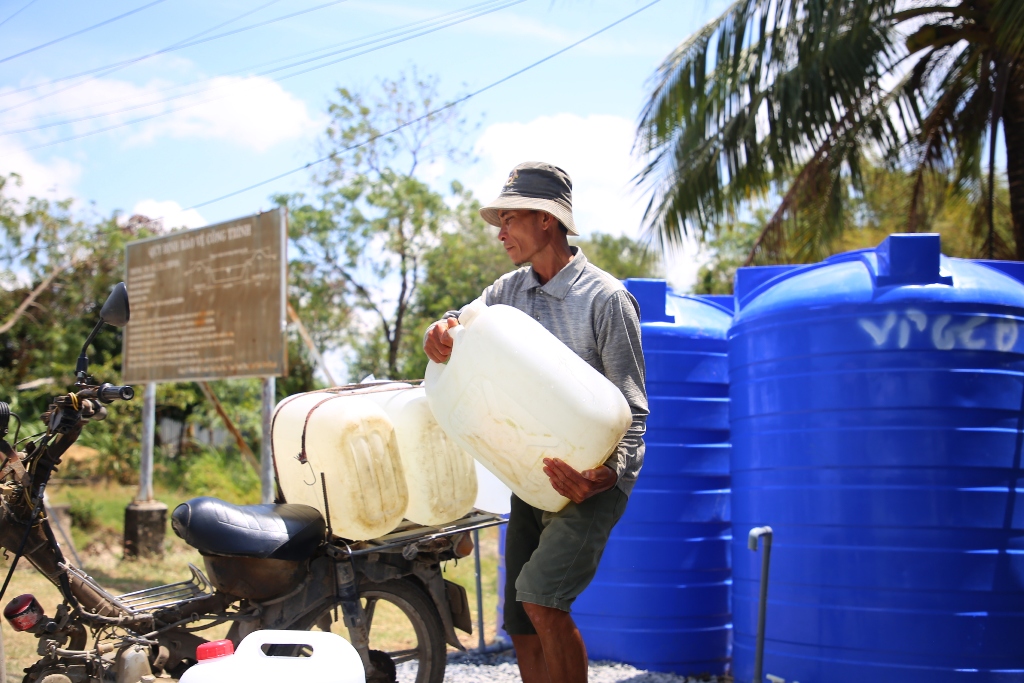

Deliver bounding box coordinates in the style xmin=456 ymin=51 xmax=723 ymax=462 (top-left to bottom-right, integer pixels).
xmin=497 ymin=209 xmax=548 ymax=266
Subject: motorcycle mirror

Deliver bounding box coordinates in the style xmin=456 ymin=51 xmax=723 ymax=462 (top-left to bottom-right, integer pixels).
xmin=99 ymin=282 xmax=130 ymax=327
xmin=76 ymin=282 xmax=131 ymax=384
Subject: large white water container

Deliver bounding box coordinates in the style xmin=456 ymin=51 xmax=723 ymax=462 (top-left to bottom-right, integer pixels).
xmin=179 ymin=630 xmax=363 ymax=683
xmin=362 ymin=386 xmax=478 ymax=526
xmin=272 ymin=392 xmax=408 ymax=540
xmin=425 ymin=303 xmax=632 ymax=512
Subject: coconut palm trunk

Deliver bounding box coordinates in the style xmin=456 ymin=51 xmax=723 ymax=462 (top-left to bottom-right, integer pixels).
xmin=1005 ymin=65 xmax=1024 ymax=259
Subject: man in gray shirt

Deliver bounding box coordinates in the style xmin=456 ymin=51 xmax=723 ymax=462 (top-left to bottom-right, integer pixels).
xmin=424 ymin=161 xmax=647 ymax=683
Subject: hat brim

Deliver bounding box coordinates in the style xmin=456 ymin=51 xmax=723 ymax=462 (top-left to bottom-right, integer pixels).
xmin=479 ymin=196 xmax=578 ymax=236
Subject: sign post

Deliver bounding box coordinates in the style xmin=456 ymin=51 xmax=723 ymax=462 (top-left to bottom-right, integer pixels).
xmin=261 ymin=378 xmax=276 ymax=504
xmin=123 ymin=209 xmax=287 ymax=555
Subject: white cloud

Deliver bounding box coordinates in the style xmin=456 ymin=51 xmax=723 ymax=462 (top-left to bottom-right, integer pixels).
xmin=0 ymin=138 xmax=80 ymax=201
xmin=0 ymin=74 xmax=319 ymax=153
xmin=130 ymin=199 xmax=207 ymax=231
xmin=128 ymin=76 xmax=319 ymax=152
xmin=467 ymin=113 xmax=706 ymax=291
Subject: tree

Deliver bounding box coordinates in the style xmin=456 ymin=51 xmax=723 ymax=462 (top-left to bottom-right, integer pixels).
xmin=638 ymin=0 xmax=1024 ymax=263
xmin=390 ymin=183 xmax=514 ymax=380
xmin=570 ymin=232 xmax=662 ymax=279
xmin=283 ymin=72 xmax=472 ymax=380
xmin=0 ymin=174 xmax=317 ymax=489
xmin=693 ymin=163 xmax=1014 ymax=293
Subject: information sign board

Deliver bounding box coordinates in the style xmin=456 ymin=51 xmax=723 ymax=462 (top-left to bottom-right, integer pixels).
xmin=123 ymin=209 xmax=287 ymax=383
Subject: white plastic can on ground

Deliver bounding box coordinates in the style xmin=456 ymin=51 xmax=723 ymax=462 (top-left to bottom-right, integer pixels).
xmin=179 ymin=630 xmax=364 ymax=683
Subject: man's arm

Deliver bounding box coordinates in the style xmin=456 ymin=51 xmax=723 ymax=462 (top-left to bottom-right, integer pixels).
xmin=597 ymin=289 xmax=648 ymax=483
xmin=544 ymin=289 xmax=648 ymax=504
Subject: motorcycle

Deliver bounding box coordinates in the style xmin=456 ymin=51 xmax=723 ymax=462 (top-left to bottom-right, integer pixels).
xmin=0 ymin=282 xmax=504 ymax=683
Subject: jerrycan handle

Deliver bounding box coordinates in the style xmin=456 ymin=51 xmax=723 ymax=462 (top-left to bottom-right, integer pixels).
xmin=424 ymin=323 xmax=463 ymax=387
xmin=457 ymin=296 xmax=487 ymax=328
xmin=446 ymin=323 xmax=466 ymax=347
xmin=234 ymin=629 xmax=355 ymax=660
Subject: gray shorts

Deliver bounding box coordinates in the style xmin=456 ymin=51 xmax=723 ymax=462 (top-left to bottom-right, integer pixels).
xmin=502 ymin=487 xmax=628 ymax=635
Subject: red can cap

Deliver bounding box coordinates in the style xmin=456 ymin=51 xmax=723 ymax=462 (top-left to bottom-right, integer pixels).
xmin=196 ymin=639 xmax=234 ymax=661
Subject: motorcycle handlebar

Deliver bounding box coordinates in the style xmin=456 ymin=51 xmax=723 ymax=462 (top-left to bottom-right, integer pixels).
xmin=99 ymin=384 xmax=134 ymax=403
xmin=80 ymin=384 xmax=134 ymax=403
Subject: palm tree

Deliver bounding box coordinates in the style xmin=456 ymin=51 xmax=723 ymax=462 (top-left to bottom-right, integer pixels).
xmin=637 ymin=0 xmax=1024 ymax=263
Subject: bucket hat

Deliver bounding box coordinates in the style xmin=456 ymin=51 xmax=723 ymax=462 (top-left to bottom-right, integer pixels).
xmin=479 ymin=161 xmax=578 ymax=236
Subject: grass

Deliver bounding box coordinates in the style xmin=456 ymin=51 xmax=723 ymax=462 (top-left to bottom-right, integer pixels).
xmin=2 ymin=482 xmax=504 ymax=681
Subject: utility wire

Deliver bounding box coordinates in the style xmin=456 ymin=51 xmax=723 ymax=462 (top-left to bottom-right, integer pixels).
xmin=1 ymin=0 xmax=514 ymax=131
xmin=0 ymin=0 xmax=170 ymax=66
xmin=22 ymin=0 xmax=524 ymax=148
xmin=0 ymin=0 xmax=41 ymax=30
xmin=0 ymin=0 xmax=285 ymax=119
xmin=0 ymin=0 xmax=341 ymax=114
xmin=185 ymin=0 xmax=663 ymax=212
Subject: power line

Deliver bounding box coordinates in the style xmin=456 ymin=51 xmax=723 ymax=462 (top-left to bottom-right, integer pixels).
xmin=185 ymin=0 xmax=663 ymax=212
xmin=0 ymin=0 xmax=285 ymax=120
xmin=0 ymin=0 xmax=343 ymax=115
xmin=0 ymin=0 xmax=41 ymax=30
xmin=20 ymin=0 xmax=524 ymax=148
xmin=0 ymin=0 xmax=170 ymax=66
xmin=1 ymin=0 xmax=514 ymax=129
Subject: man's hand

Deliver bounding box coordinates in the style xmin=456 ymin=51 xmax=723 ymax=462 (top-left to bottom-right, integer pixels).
xmin=424 ymin=317 xmax=459 ymax=363
xmin=543 ymin=458 xmax=617 ymax=505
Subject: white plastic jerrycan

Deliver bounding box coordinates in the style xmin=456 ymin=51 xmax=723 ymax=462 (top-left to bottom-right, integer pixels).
xmin=424 ymin=302 xmax=632 ymax=512
xmin=272 ymin=391 xmax=408 ymax=540
xmin=179 ymin=630 xmax=364 ymax=683
xmin=362 ymin=386 xmax=478 ymax=526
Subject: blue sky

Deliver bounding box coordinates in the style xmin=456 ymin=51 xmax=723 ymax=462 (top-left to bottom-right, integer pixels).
xmin=0 ymin=0 xmax=727 ymax=287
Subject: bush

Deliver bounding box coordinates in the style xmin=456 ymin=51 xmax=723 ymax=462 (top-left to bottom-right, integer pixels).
xmin=66 ymin=494 xmax=99 ymax=531
xmin=158 ymin=445 xmax=261 ymax=505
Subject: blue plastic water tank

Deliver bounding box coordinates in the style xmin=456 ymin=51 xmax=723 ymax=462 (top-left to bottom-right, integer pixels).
xmin=571 ymin=278 xmax=733 ymax=675
xmin=496 ymin=521 xmax=509 ymax=643
xmin=730 ymin=234 xmax=1024 ymax=682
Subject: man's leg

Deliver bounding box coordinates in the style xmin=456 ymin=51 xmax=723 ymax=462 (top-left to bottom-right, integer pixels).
xmin=504 ymin=496 xmax=549 ymax=683
xmin=510 ymin=634 xmax=550 ymax=683
xmin=522 ymin=603 xmax=588 ymax=683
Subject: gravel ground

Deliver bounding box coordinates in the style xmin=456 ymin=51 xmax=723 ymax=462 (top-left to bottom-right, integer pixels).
xmin=396 ymin=648 xmax=727 ymax=683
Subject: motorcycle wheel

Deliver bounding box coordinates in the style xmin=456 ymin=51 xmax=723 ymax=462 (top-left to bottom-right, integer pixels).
xmin=297 ymin=578 xmax=446 ymax=683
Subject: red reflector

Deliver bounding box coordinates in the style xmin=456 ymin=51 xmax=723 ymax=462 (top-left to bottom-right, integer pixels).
xmin=196 ymin=639 xmax=234 ymax=661
xmin=4 ymin=594 xmax=45 ymax=632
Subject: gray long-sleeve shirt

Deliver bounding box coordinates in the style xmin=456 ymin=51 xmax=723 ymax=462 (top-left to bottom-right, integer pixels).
xmin=439 ymin=247 xmax=648 ymax=496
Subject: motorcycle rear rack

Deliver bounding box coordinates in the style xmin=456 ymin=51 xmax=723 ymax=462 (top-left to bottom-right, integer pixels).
xmin=114 ymin=563 xmax=215 ymax=613
xmin=336 ymin=510 xmax=507 ymax=556
xmin=62 ymin=562 xmax=214 ymax=616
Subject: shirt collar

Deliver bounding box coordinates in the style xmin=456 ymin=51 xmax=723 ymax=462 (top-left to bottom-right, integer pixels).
xmin=523 ymin=247 xmax=588 ymax=299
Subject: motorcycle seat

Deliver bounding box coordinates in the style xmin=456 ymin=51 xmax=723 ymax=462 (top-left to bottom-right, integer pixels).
xmin=171 ymin=497 xmax=325 ymax=561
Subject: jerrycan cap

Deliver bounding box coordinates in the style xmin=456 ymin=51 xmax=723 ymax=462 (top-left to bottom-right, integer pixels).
xmin=196 ymin=639 xmax=234 ymax=661
xmin=457 ymin=296 xmax=487 ymax=328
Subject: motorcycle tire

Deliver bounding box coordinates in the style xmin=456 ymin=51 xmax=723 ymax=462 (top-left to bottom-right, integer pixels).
xmin=296 ymin=578 xmax=447 ymax=683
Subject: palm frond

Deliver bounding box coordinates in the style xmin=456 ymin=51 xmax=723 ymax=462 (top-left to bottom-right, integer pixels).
xmin=990 ymin=0 xmax=1024 ymax=61
xmin=637 ymin=0 xmax=904 ymax=246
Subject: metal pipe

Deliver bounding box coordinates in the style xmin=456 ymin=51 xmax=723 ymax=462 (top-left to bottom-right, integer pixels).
xmin=137 ymin=382 xmax=156 ymax=502
xmin=473 ymin=529 xmax=485 ymax=651
xmin=748 ymin=526 xmax=773 ymax=683
xmin=261 ymin=377 xmax=276 ymax=504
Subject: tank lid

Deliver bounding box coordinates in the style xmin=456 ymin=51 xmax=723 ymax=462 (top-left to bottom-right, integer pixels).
xmin=975 ymin=259 xmax=1024 ymax=285
xmin=624 ymin=279 xmax=674 ymax=323
xmin=875 ymin=233 xmax=953 ymax=287
xmin=734 ymin=265 xmax=804 ymax=309
xmin=734 ymin=233 xmax=1024 ymax=321
xmin=696 ymin=294 xmax=736 ymax=314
